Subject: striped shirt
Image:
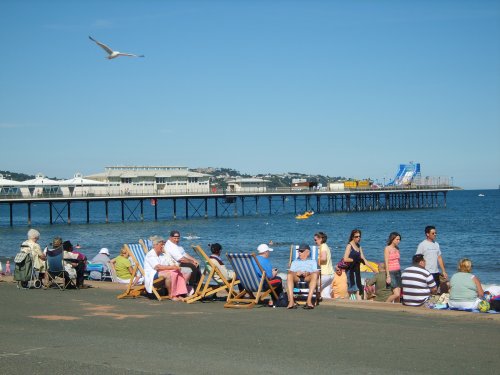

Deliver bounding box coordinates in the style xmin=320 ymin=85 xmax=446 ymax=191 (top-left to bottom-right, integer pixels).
xmin=402 ymin=265 xmax=436 ymax=306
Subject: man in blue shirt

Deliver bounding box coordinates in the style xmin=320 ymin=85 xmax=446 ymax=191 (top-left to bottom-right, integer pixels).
xmin=255 ymin=244 xmax=283 ymax=305
xmin=287 ymin=243 xmax=319 ymax=309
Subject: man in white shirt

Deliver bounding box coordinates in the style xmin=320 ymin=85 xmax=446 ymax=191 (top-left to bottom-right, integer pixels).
xmin=144 ymin=235 xmax=187 ymax=299
xmin=164 ymin=230 xmax=201 ymax=287
xmin=416 ymin=225 xmax=447 ymax=288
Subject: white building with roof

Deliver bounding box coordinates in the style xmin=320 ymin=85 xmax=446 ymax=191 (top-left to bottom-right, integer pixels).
xmin=226 ymin=178 xmax=270 ymax=193
xmin=85 ymin=166 xmax=211 ymax=195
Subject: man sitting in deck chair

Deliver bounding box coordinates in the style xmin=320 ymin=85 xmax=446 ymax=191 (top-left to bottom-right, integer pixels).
xmin=144 ymin=235 xmax=188 ymax=300
xmin=255 ymin=244 xmax=283 ymax=306
xmin=287 ymin=243 xmax=319 ymax=309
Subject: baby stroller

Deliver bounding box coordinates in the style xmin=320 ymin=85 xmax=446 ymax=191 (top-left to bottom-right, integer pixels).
xmin=14 ymin=245 xmax=42 ymax=289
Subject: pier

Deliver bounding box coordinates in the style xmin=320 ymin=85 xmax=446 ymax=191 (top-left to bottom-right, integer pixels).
xmin=0 ymin=187 xmax=451 ymax=226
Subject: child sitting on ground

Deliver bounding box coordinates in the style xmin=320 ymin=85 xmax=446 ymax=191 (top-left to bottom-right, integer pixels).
xmin=331 ymin=266 xmax=349 ymax=299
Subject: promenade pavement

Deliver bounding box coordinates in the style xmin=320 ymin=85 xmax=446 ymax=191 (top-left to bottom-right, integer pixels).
xmin=1 ymin=279 xmax=499 ymax=375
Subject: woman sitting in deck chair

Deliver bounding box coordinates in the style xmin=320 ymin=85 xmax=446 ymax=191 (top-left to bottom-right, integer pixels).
xmin=208 ymin=243 xmax=235 ymax=283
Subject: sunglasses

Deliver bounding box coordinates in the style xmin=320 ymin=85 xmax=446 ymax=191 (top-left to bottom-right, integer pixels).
xmin=298 ymin=249 xmax=308 ymax=253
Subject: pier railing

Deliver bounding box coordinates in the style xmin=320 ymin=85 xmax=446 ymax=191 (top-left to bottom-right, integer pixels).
xmin=0 ymin=184 xmax=455 ymax=200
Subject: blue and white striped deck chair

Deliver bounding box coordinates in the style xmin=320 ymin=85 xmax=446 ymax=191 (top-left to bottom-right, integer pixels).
xmin=117 ymin=243 xmax=167 ymax=301
xmin=288 ymin=245 xmax=321 ymax=305
xmin=224 ymin=253 xmax=278 ymax=309
xmin=139 ymin=238 xmax=153 ymax=254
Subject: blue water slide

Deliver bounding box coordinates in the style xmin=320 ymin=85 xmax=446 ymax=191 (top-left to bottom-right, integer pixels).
xmin=387 ymin=164 xmax=406 ymax=186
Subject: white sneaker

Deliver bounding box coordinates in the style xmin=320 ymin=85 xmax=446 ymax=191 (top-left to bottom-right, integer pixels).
xmin=187 ymin=286 xmax=195 ymax=296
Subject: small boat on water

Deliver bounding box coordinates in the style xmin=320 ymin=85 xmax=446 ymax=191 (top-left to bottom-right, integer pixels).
xmin=478 ymin=194 xmax=485 ymax=197
xmin=183 ymin=234 xmax=200 ymax=240
xmin=295 ymin=211 xmax=314 ymax=220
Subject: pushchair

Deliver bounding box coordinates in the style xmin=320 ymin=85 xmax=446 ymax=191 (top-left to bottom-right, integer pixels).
xmin=14 ymin=245 xmax=43 ymax=289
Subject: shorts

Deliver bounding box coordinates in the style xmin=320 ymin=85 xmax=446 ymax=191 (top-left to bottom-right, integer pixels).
xmin=389 ymin=270 xmax=402 ymax=289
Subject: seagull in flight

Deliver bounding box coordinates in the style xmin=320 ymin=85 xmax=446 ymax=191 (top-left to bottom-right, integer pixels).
xmin=89 ymin=36 xmax=145 ymax=59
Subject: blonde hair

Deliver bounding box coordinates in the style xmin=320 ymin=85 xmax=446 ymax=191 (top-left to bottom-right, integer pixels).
xmin=458 ymin=258 xmax=472 ymax=273
xmin=120 ymin=246 xmax=129 ymax=257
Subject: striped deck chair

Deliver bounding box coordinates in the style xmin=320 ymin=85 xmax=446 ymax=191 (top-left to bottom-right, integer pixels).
xmin=224 ymin=253 xmax=278 ymax=309
xmin=139 ymin=238 xmax=153 ymax=254
xmin=117 ymin=243 xmax=167 ymax=301
xmin=184 ymin=245 xmax=239 ymax=304
xmin=288 ymin=245 xmax=321 ymax=306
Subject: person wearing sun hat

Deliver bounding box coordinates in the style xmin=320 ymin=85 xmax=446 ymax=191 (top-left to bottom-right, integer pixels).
xmin=255 ymin=244 xmax=283 ymax=304
xmin=89 ymin=247 xmax=111 ymax=280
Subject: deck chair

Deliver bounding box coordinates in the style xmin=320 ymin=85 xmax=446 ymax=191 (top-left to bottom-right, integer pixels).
xmin=106 ymin=261 xmax=118 ymax=282
xmin=184 ymin=245 xmax=239 ymax=304
xmin=288 ymin=245 xmax=321 ymax=306
xmin=46 ymin=247 xmax=78 ymax=290
xmin=117 ymin=243 xmax=167 ymax=301
xmin=139 ymin=238 xmax=153 ymax=254
xmin=224 ymin=253 xmax=279 ymax=309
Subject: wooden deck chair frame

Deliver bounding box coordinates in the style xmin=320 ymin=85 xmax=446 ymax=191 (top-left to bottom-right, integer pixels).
xmin=288 ymin=245 xmax=322 ymax=306
xmin=224 ymin=253 xmax=279 ymax=309
xmin=117 ymin=243 xmax=168 ymax=301
xmin=139 ymin=238 xmax=153 ymax=254
xmin=184 ymin=245 xmax=239 ymax=304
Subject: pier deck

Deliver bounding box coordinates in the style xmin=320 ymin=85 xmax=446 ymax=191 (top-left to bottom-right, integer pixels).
xmin=0 ymin=187 xmax=452 ymax=226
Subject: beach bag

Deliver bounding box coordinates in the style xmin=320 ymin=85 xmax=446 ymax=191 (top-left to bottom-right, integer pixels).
xmin=274 ymin=292 xmax=289 ymax=307
xmin=14 ymin=251 xmax=32 ymax=282
xmin=490 ymin=296 xmax=500 ymax=312
xmin=337 ymin=259 xmax=350 ymax=270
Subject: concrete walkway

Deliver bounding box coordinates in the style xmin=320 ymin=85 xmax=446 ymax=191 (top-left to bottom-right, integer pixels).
xmin=0 ymin=280 xmax=498 ymax=374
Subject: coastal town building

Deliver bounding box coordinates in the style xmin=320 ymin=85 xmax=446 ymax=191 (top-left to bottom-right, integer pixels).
xmin=85 ymin=166 xmax=211 ymax=195
xmin=226 ymin=178 xmax=270 ymax=193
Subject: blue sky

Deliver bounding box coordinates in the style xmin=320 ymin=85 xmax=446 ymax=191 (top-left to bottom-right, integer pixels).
xmin=1 ymin=0 xmax=499 ymax=189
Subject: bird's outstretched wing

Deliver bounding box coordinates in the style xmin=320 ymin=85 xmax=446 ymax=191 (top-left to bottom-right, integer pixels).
xmin=118 ymin=53 xmax=145 ymax=58
xmin=89 ymin=36 xmax=113 ymax=55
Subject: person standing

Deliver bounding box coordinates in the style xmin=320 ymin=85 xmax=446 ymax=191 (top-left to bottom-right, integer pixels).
xmin=402 ymin=254 xmax=437 ymax=306
xmin=343 ymin=229 xmax=376 ymax=300
xmin=164 ymin=230 xmax=201 ymax=287
xmin=314 ymin=232 xmax=334 ymax=299
xmin=384 ymin=232 xmax=402 ymax=303
xmin=416 ymin=225 xmax=448 ymax=288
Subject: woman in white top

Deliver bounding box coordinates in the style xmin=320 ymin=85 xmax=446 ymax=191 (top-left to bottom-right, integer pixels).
xmin=315 ymin=232 xmax=334 ymax=299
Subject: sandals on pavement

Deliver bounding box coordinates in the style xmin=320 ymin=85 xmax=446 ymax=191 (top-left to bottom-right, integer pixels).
xmin=303 ymin=304 xmax=314 ymax=310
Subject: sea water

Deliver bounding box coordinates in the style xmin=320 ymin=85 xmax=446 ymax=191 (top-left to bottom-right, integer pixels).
xmin=1 ymin=189 xmax=498 ymax=284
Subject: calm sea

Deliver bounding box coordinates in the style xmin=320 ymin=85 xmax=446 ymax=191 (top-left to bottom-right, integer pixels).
xmin=1 ymin=189 xmax=499 ymax=284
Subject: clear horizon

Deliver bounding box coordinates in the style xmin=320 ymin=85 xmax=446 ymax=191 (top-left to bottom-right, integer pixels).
xmin=1 ymin=1 xmax=499 ymax=190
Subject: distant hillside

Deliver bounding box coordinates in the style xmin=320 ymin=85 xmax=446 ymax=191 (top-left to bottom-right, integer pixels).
xmin=3 ymin=167 xmax=351 ymax=187
xmin=0 ymin=170 xmax=59 ymax=181
xmin=191 ymin=167 xmax=349 ymax=188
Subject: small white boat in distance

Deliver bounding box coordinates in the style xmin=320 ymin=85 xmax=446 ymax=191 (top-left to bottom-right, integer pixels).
xmin=183 ymin=234 xmax=200 ymax=240
xmin=478 ymin=194 xmax=485 ymax=197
